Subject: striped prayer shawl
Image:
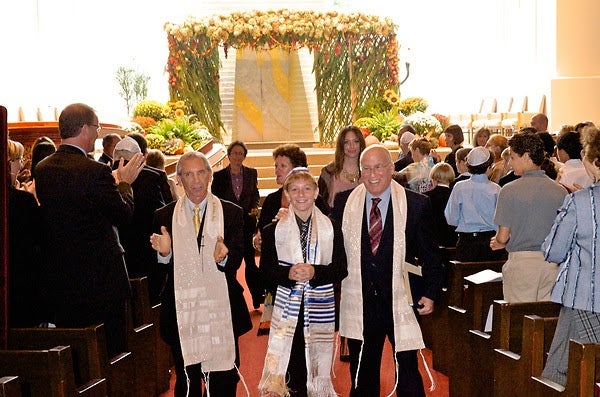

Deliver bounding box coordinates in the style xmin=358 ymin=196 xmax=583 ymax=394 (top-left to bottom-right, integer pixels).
xmin=259 ymin=206 xmax=336 ymax=397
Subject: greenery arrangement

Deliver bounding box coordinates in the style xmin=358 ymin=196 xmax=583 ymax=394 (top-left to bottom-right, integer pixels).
xmin=146 ymin=115 xmax=213 ymax=155
xmin=398 ymin=96 xmax=428 ymax=116
xmin=403 ymin=111 xmax=443 ymax=146
xmin=115 ymin=66 xmax=150 ymax=116
xmin=133 ymin=100 xmax=169 ymax=122
xmin=164 ymin=9 xmax=400 ymax=144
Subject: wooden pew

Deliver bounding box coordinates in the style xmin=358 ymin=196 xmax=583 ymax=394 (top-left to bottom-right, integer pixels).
xmin=494 ymin=314 xmax=559 ymax=397
xmin=430 ymin=259 xmax=505 ymax=375
xmin=466 ymin=300 xmax=561 ymax=396
xmin=0 ymin=345 xmax=103 ymax=397
xmin=0 ymin=376 xmax=21 ymax=397
xmin=8 ymin=324 xmax=133 ymax=396
xmin=447 ymin=277 xmax=504 ymax=396
xmin=532 ymin=340 xmax=600 ymax=396
xmin=419 ymin=246 xmax=454 ymax=373
xmin=129 ymin=276 xmax=172 ymax=394
xmin=127 ymin=278 xmax=157 ymax=397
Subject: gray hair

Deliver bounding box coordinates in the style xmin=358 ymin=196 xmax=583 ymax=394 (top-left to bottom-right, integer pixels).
xmin=176 ymin=151 xmax=211 ymax=175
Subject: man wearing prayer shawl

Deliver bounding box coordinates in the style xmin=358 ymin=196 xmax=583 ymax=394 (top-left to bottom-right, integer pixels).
xmin=151 ymin=151 xmax=252 ymax=397
xmin=331 ymin=145 xmax=444 ymax=397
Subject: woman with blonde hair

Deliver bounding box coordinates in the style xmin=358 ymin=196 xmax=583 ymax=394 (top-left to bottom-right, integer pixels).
xmin=473 ymin=127 xmax=491 ymax=147
xmin=485 ymin=133 xmax=509 ymax=183
xmin=7 ymin=139 xmax=25 ymax=188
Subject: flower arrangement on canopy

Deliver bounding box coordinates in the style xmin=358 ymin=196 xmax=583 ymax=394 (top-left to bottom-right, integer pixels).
xmin=164 ymin=9 xmax=400 ymax=143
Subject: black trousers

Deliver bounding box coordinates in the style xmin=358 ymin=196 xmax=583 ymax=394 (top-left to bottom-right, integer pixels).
xmin=171 ymin=337 xmax=240 ymax=397
xmin=347 ymin=320 xmax=425 ymax=397
xmin=243 ymin=220 xmax=263 ymax=307
xmin=455 ymin=231 xmax=507 ymax=262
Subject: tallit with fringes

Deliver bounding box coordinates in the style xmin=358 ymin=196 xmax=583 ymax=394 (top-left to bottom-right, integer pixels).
xmin=339 ymin=182 xmax=424 ymax=351
xmin=172 ymin=194 xmax=236 ymax=372
xmin=258 ymin=206 xmax=337 ymax=397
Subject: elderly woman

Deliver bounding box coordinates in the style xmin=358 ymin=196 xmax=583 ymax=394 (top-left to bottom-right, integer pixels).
xmin=541 ymin=126 xmax=600 ymax=386
xmin=258 ymin=170 xmax=347 ymax=397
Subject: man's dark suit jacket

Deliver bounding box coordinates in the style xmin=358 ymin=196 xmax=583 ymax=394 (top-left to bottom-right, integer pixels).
xmin=112 ymin=162 xmax=169 ymax=279
xmin=97 ymin=152 xmax=112 ymax=165
xmin=394 ymin=151 xmax=413 ymax=172
xmin=35 ymin=144 xmax=133 ymax=305
xmin=153 ymin=199 xmax=252 ymax=346
xmin=330 ymin=184 xmax=444 ymax=304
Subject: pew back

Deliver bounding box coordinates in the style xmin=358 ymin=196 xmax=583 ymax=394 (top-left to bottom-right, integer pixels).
xmin=0 ymin=376 xmax=21 ymax=397
xmin=0 ymin=346 xmax=77 ymax=397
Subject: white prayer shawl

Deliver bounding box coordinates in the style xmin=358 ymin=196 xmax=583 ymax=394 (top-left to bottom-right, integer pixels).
xmin=340 ymin=182 xmax=424 ymax=352
xmin=172 ymin=194 xmax=236 ymax=372
xmin=259 ymin=206 xmax=337 ymax=397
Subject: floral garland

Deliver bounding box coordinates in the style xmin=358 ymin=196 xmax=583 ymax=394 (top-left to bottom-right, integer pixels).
xmin=165 ymin=9 xmax=399 ymax=144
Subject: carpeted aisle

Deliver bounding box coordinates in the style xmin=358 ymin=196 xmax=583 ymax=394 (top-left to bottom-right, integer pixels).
xmin=161 ymin=257 xmax=449 ymax=396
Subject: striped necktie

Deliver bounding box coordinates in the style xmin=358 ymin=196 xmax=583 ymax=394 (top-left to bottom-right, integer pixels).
xmin=369 ymin=198 xmax=382 ymax=255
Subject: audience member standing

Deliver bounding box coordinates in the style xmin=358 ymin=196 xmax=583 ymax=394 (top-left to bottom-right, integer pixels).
xmin=394 ymin=131 xmax=416 ymax=172
xmin=127 ymin=132 xmax=174 ymax=204
xmin=212 ymin=141 xmax=262 ymax=309
xmin=35 ymin=103 xmax=145 ymax=356
xmin=113 ymin=136 xmax=170 ymax=304
xmin=555 ymin=130 xmax=593 ymax=191
xmin=473 ymin=127 xmax=491 ymax=147
xmin=7 ymin=139 xmax=50 ymax=326
xmin=449 ymin=147 xmax=472 ymax=188
xmin=442 ymin=124 xmax=464 ymax=175
xmin=318 ymin=125 xmax=366 ymax=208
xmin=259 ymin=170 xmax=347 ymax=397
xmin=491 ymin=132 xmax=568 ymax=302
xmin=531 ymin=113 xmax=549 ymax=133
xmin=445 ymin=147 xmax=505 ymax=262
xmin=151 ymin=151 xmax=251 ymax=397
xmin=331 ymin=145 xmax=443 ymax=397
xmin=98 ymin=133 xmax=121 ymax=165
xmin=541 ymin=125 xmax=600 ymax=386
xmin=485 ymin=133 xmax=509 ymax=183
xmin=146 ymin=148 xmax=179 ymax=200
xmin=425 ymin=162 xmax=456 ymax=247
xmin=395 ymin=138 xmax=435 ymax=193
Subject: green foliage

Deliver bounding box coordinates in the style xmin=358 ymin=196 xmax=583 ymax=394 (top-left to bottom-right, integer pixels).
xmin=147 ymin=115 xmax=212 ymax=150
xmin=398 ymin=97 xmax=428 ymax=116
xmin=355 ymin=95 xmax=390 ymax=119
xmin=145 ymin=133 xmax=166 ymax=149
xmin=355 ymin=109 xmax=401 ymax=141
xmin=116 ymin=66 xmax=150 ymax=116
xmin=133 ymin=100 xmax=168 ymax=122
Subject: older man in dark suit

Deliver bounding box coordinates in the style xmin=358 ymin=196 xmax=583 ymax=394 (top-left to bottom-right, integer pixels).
xmin=331 ymin=144 xmax=443 ymax=397
xmin=35 ymin=102 xmax=145 ymax=357
xmin=211 ymin=140 xmax=262 ymax=308
xmin=112 ymin=136 xmax=170 ymax=304
xmin=151 ymin=151 xmax=251 ymax=397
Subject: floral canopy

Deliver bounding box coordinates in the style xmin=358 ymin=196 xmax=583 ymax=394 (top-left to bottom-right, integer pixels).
xmin=165 ymin=9 xmax=399 ymax=143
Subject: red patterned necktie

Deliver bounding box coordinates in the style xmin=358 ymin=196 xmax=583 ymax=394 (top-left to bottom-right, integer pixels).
xmin=369 ymin=198 xmax=382 ymax=255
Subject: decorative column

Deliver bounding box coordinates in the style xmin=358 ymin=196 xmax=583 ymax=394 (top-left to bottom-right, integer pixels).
xmin=551 ymin=0 xmax=600 ymax=128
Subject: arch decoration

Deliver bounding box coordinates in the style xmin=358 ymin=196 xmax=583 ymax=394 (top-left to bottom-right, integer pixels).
xmin=165 ymin=9 xmax=399 ymax=144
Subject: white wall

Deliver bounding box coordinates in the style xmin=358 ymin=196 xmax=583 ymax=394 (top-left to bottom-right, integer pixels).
xmin=0 ymin=0 xmax=555 ymax=125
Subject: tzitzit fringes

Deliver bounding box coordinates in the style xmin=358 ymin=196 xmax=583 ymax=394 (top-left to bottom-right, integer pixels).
xmin=234 ymin=363 xmax=250 ymax=397
xmin=203 ymin=370 xmax=210 ymax=397
xmin=419 ymin=348 xmax=436 ymax=391
xmin=184 ymin=367 xmax=190 ymax=397
xmin=354 ymin=340 xmax=364 ymax=390
xmin=385 ymin=351 xmax=399 ymax=397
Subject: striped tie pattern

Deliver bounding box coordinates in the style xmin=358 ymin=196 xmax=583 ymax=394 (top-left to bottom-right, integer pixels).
xmin=369 ymin=198 xmax=382 ymax=255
